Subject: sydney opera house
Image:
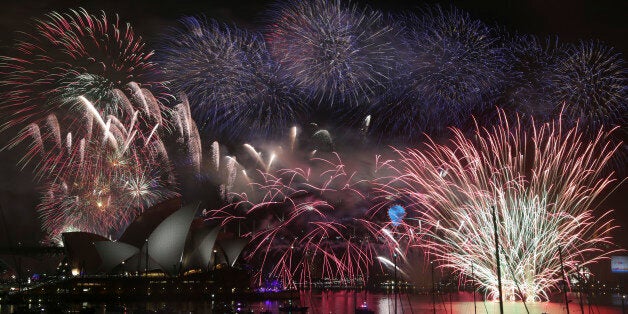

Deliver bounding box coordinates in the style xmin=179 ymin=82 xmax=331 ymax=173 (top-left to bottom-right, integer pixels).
xmin=63 ymin=199 xmax=246 ymax=276
xmin=2 ymin=199 xmax=253 ymax=302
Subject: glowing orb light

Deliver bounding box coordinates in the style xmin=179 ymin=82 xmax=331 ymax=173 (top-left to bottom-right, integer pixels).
xmin=388 ymin=205 xmax=406 ymax=227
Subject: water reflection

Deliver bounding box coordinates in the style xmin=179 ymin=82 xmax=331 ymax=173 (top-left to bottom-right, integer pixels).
xmin=0 ymin=291 xmax=623 ymax=313
xmin=292 ymin=291 xmax=622 ymax=314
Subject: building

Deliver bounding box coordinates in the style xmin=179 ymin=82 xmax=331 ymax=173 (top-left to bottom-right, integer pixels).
xmin=62 ymin=199 xmax=247 ymax=276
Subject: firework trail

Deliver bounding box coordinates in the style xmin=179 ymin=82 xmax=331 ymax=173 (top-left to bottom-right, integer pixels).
xmin=551 ymin=40 xmax=626 ymax=130
xmin=8 ymin=88 xmax=171 ymax=180
xmin=182 ymin=122 xmax=339 ymax=206
xmin=39 ymin=163 xmax=175 ymax=243
xmin=204 ymin=133 xmax=385 ymax=289
xmin=376 ymin=249 xmax=426 ymax=283
xmin=374 ymin=110 xmax=621 ymax=301
xmin=0 ymin=8 xmax=167 ymax=132
xmin=369 ymin=6 xmax=506 ymax=140
xmin=9 ymin=90 xmax=178 ymax=242
xmin=169 ymin=94 xmax=202 ymax=175
xmin=157 ymin=17 xmax=302 ymax=142
xmin=265 ymin=0 xmax=396 ymax=109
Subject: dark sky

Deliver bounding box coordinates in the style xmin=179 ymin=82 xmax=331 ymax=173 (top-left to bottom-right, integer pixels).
xmin=0 ymin=0 xmax=625 ymax=277
xmin=0 ymin=0 xmax=626 ymax=53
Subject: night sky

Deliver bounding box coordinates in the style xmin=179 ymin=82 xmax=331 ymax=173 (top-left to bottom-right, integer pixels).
xmin=0 ymin=0 xmax=626 ymax=52
xmin=0 ymin=0 xmax=626 ymax=278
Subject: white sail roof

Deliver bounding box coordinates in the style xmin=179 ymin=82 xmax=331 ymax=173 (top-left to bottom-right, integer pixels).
xmin=145 ymin=202 xmax=198 ymax=275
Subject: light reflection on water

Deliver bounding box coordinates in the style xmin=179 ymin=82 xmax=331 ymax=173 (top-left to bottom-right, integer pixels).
xmin=289 ymin=291 xmax=623 ymax=314
xmin=0 ymin=291 xmax=623 ymax=313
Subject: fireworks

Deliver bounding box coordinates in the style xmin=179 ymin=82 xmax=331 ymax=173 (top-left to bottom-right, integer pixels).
xmin=387 ymin=205 xmax=406 ymax=227
xmin=39 ymin=164 xmax=174 ymax=243
xmin=0 ymin=8 xmax=166 ymax=132
xmin=204 ymin=136 xmax=381 ymax=288
xmin=411 ymin=5 xmax=507 ymax=115
xmin=503 ymin=35 xmax=564 ymax=121
xmin=9 ymin=87 xmax=169 ymax=179
xmin=265 ymin=0 xmax=396 ymax=108
xmin=366 ymin=83 xmax=431 ymax=141
xmin=369 ymin=6 xmax=506 ymax=139
xmin=374 ymin=111 xmax=620 ymax=301
xmin=168 ymin=94 xmax=203 ymax=175
xmin=9 ymin=89 xmax=177 ymax=242
xmin=157 ymin=17 xmax=301 ymax=142
xmin=551 ymin=40 xmax=626 ymax=130
xmin=0 ymin=2 xmax=624 ymax=296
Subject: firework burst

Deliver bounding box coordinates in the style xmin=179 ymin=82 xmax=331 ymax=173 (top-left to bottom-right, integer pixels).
xmin=9 ymin=89 xmax=178 ymax=242
xmin=551 ymin=40 xmax=626 ymax=130
xmin=265 ymin=0 xmax=396 ymax=109
xmin=502 ymin=35 xmax=564 ymax=121
xmin=0 ymin=8 xmax=167 ymax=132
xmin=369 ymin=6 xmax=507 ymax=139
xmin=411 ymin=5 xmax=507 ymax=114
xmin=374 ymin=110 xmax=620 ymax=301
xmin=8 ymin=87 xmax=170 ymax=180
xmin=158 ymin=17 xmax=302 ymax=142
xmin=39 ymin=163 xmax=174 ymax=243
xmin=204 ymin=135 xmax=383 ymax=288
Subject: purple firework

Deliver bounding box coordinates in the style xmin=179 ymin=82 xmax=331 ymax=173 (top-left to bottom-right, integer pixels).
xmin=502 ymin=35 xmax=565 ymax=122
xmin=551 ymin=40 xmax=626 ymax=130
xmin=265 ymin=0 xmax=396 ymax=109
xmin=368 ymin=6 xmax=507 ymax=140
xmin=157 ymin=17 xmax=302 ymax=142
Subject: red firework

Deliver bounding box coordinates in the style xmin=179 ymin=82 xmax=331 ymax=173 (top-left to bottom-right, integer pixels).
xmin=205 ymin=146 xmax=382 ymax=289
xmin=0 ymin=8 xmax=168 ymax=132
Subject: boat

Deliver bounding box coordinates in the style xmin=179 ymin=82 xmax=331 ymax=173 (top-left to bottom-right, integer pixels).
xmin=355 ymin=301 xmax=375 ymax=314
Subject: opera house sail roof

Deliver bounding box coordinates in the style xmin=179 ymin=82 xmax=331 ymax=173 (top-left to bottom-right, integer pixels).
xmin=61 ymin=199 xmax=247 ymax=276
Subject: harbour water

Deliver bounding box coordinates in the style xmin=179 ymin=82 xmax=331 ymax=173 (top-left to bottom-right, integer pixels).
xmin=0 ymin=291 xmax=624 ymax=313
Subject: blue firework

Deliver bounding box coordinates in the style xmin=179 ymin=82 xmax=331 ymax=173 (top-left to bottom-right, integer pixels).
xmin=551 ymin=40 xmax=626 ymax=130
xmin=265 ymin=0 xmax=396 ymax=109
xmin=157 ymin=17 xmax=302 ymax=142
xmin=412 ymin=6 xmax=507 ymax=118
xmin=368 ymin=6 xmax=507 ymax=140
xmin=501 ymin=35 xmax=564 ymax=121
